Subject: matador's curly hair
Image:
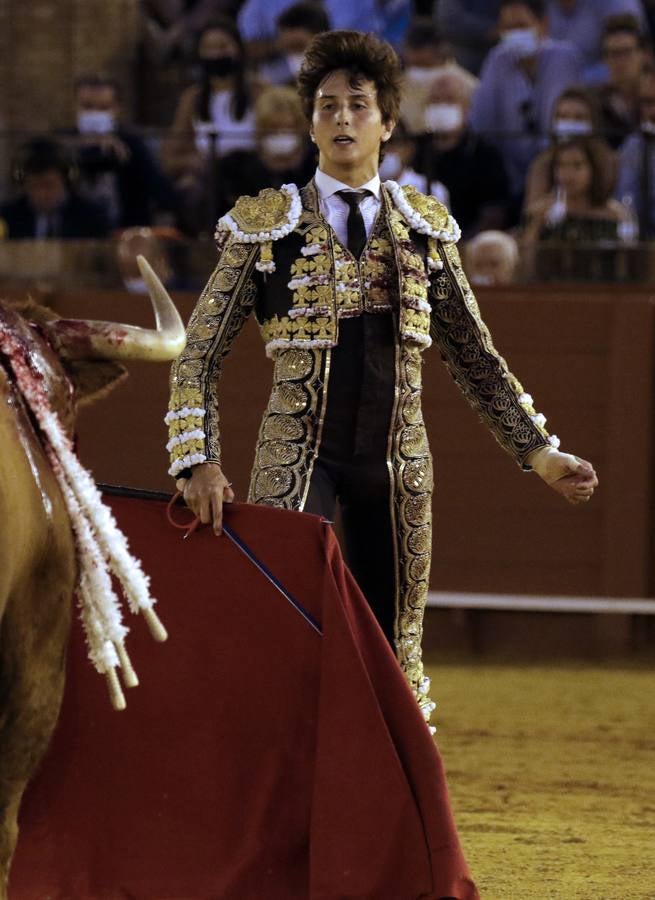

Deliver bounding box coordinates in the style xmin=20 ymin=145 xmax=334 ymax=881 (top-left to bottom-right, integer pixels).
xmin=297 ymin=30 xmax=402 ymax=126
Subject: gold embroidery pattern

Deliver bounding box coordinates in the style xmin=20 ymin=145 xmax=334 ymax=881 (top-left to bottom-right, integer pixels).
xmin=388 ymin=207 xmax=411 ymax=242
xmin=388 ymin=342 xmax=436 ymax=723
xmin=431 ymin=242 xmax=550 ymax=466
xmin=168 ymin=237 xmax=258 ymax=472
xmin=385 ymin=196 xmax=432 ymax=347
xmin=260 ymin=314 xmax=338 ymax=355
xmin=248 ymin=347 xmax=326 ymax=509
xmin=288 ymin=253 xmax=333 ymax=318
xmin=166 ymin=385 xmax=207 ymax=472
xmin=286 ymin=220 xmax=399 ymax=323
xmin=333 ymin=245 xmax=361 ymax=316
xmin=360 ymin=236 xmax=395 ymax=313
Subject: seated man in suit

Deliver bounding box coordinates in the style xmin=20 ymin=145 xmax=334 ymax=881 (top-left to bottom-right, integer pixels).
xmin=0 ymin=138 xmax=109 ymax=240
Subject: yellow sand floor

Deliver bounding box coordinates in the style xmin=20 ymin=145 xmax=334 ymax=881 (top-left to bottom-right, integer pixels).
xmin=426 ymin=660 xmax=655 ymax=900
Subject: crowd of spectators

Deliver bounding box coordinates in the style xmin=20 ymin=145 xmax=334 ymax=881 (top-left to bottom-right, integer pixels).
xmin=3 ymin=0 xmax=655 ymax=284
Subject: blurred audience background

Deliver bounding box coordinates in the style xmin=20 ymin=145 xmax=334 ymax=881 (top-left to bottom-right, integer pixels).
xmin=1 ymin=0 xmax=654 ymax=286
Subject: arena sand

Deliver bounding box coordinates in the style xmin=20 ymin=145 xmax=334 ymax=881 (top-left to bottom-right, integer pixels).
xmin=426 ymin=660 xmax=655 ymax=899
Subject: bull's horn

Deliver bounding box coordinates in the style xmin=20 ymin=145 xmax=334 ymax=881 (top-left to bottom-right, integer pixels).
xmin=48 ymin=256 xmax=186 ymax=362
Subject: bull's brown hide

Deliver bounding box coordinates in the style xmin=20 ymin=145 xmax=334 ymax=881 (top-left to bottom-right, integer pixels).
xmin=0 ymin=343 xmax=75 ymax=899
xmin=0 ymin=276 xmax=184 ymax=898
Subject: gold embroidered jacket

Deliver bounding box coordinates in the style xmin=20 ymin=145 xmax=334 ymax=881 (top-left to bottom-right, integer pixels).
xmin=166 ymin=179 xmax=556 ymax=479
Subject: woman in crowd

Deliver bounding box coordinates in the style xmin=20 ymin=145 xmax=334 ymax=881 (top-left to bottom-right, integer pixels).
xmin=522 ymin=135 xmax=629 ymax=278
xmin=162 ymin=17 xmax=256 ymax=232
xmin=211 ymin=86 xmax=316 ymax=218
xmin=524 ymin=136 xmax=625 ymax=240
xmin=251 ymin=85 xmax=315 ymax=187
xmin=522 ymin=86 xmax=617 ymax=211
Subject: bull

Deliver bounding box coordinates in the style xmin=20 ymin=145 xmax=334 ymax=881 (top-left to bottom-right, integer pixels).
xmin=0 ymin=258 xmax=185 ymax=897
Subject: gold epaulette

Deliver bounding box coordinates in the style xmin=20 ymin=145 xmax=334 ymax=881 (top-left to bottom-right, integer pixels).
xmin=402 ymin=185 xmax=450 ymax=230
xmin=215 ymin=183 xmax=302 ymax=273
xmin=385 ymin=180 xmax=461 ymax=244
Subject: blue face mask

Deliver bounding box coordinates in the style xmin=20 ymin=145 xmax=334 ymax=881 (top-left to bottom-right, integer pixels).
xmin=501 ymin=27 xmax=540 ymax=59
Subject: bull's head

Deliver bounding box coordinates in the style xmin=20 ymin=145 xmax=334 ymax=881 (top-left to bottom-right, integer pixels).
xmin=25 ymin=256 xmax=186 ymax=429
xmin=47 ymin=256 xmax=186 ymax=365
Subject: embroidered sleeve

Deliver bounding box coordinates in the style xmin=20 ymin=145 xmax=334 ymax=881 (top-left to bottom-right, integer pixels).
xmin=428 ymin=239 xmax=557 ymax=468
xmin=166 ymin=232 xmax=259 ymax=477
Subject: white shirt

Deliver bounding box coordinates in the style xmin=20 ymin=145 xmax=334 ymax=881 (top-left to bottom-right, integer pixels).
xmin=314 ymin=168 xmax=381 ymax=249
xmin=194 ymin=90 xmax=256 ymax=158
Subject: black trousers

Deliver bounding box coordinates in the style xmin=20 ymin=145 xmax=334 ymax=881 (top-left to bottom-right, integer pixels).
xmin=303 ymin=314 xmax=398 ymax=647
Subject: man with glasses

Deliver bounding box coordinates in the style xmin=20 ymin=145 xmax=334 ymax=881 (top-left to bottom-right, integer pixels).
xmin=593 ymin=14 xmax=650 ymax=148
xmin=546 ymin=0 xmax=645 ymax=78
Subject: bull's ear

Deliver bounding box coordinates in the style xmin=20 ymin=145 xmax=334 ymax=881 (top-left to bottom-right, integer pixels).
xmin=63 ymin=358 xmax=128 ymax=407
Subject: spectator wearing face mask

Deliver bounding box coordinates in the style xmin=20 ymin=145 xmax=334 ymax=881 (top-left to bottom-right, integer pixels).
xmin=62 ymin=73 xmax=177 ymax=230
xmin=434 ymin=0 xmax=503 ymax=75
xmin=546 ymin=0 xmax=646 ymax=80
xmin=194 ymin=86 xmax=316 ymax=227
xmin=590 ymin=14 xmax=652 ymax=148
xmin=415 ymin=70 xmax=511 ymax=238
xmin=257 ymin=3 xmax=330 ymax=87
xmin=0 ymin=138 xmax=109 ymax=240
xmin=162 ymin=18 xmax=256 ymax=200
xmin=378 ymin=121 xmax=450 ymax=206
xmin=615 ymin=70 xmax=655 ymax=236
xmin=399 ymin=22 xmax=478 ymax=136
xmin=465 ymin=230 xmax=520 ymax=286
xmin=523 ymin=86 xmax=618 ymax=212
xmin=249 ymin=85 xmax=316 ymax=187
xmin=469 ymin=0 xmax=582 ymax=213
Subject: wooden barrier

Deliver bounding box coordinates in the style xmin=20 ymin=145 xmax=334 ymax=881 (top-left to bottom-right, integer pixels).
xmin=4 ymin=283 xmax=655 ymax=611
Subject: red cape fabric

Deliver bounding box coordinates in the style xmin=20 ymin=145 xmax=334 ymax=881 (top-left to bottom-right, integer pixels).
xmin=10 ymin=496 xmax=479 ymax=900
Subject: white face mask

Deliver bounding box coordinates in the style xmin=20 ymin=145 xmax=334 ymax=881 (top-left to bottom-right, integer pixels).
xmin=424 ymin=103 xmax=463 ymax=133
xmin=261 ymin=132 xmax=302 ymax=156
xmin=501 ymin=27 xmax=540 ymax=59
xmin=404 ymin=66 xmax=440 ymax=86
xmin=378 ymin=151 xmax=403 ymax=180
xmin=552 ymin=118 xmax=593 ymax=138
xmin=77 ymin=110 xmax=115 ymax=134
xmin=123 ymin=277 xmax=150 ymax=295
xmin=285 ymin=53 xmax=304 ymax=77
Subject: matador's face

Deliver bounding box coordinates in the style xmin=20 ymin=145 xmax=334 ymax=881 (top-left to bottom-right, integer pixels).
xmin=310 ymin=69 xmax=394 ymax=183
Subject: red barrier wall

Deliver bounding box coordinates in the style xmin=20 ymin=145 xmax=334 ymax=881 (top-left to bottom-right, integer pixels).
xmin=5 ymin=284 xmax=654 ymax=602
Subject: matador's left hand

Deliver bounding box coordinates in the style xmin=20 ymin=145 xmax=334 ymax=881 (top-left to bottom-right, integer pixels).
xmin=527 ymin=446 xmax=598 ymax=506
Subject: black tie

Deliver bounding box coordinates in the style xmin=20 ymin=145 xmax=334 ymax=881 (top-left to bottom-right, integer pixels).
xmin=337 ymin=190 xmax=369 ymax=259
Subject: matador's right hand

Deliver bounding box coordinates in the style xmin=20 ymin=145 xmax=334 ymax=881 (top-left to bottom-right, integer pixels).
xmin=176 ymin=462 xmax=235 ymax=536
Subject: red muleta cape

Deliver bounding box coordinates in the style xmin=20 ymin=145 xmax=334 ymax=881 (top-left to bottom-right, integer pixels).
xmin=11 ymin=496 xmax=479 ymax=900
